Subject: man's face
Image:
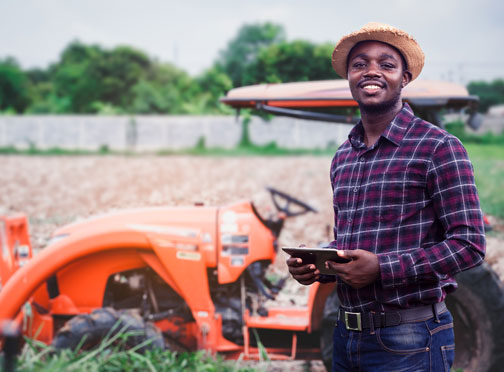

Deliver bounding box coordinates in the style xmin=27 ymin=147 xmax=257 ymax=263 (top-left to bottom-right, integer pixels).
xmin=347 ymin=41 xmax=411 ymax=113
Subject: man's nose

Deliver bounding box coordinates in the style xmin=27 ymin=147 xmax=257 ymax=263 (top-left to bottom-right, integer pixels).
xmin=364 ymin=62 xmax=382 ymax=77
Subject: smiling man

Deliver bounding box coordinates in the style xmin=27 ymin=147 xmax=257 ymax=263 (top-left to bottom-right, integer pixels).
xmin=286 ymin=23 xmax=485 ymax=371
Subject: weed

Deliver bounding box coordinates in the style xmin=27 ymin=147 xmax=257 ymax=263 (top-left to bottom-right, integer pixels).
xmin=10 ymin=334 xmax=259 ymax=372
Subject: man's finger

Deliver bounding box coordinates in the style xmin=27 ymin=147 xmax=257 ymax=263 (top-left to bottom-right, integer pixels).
xmin=337 ymin=249 xmax=357 ymax=258
xmin=290 ymin=264 xmax=319 ymax=275
xmin=325 ymin=260 xmax=350 ymax=274
xmin=286 ymin=257 xmax=304 ymax=267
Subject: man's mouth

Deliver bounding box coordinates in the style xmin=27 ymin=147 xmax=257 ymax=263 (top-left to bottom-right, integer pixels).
xmin=359 ymin=82 xmax=384 ymax=93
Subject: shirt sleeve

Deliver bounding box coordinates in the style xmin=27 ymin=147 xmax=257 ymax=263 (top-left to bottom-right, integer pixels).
xmin=377 ymin=136 xmax=486 ymax=288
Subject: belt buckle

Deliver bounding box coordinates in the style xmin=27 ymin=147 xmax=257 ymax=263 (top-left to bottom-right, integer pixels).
xmin=344 ymin=311 xmax=362 ymax=331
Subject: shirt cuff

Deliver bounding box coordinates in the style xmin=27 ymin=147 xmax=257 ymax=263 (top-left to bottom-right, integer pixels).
xmin=377 ymin=253 xmax=408 ymax=289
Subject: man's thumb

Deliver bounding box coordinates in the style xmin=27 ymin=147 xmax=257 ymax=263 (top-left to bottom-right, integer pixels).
xmin=338 ymin=249 xmax=357 ymax=258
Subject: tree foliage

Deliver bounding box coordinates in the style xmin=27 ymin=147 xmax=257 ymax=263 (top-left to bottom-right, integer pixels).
xmin=3 ymin=22 xmax=499 ymax=115
xmin=242 ymin=40 xmax=340 ymax=85
xmin=50 ymin=41 xmax=151 ymax=113
xmin=17 ymin=40 xmax=236 ymax=115
xmin=218 ymin=22 xmax=286 ymax=87
xmin=468 ymin=79 xmax=504 ymax=113
xmin=0 ymin=58 xmax=30 ymax=112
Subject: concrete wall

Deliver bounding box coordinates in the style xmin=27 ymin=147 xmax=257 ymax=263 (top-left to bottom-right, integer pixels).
xmin=0 ymin=115 xmax=353 ymax=151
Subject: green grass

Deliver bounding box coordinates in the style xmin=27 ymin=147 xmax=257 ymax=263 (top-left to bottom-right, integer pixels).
xmin=465 ymin=144 xmax=504 ymax=220
xmin=158 ymin=142 xmax=338 ymax=156
xmin=0 ymin=142 xmax=338 ymax=157
xmin=0 ymin=144 xmax=116 ymax=156
xmin=443 ymin=122 xmax=504 ymax=220
xmin=4 ymin=336 xmax=259 ymax=372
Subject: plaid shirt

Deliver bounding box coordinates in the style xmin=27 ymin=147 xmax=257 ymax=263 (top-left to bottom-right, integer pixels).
xmin=327 ymin=103 xmax=485 ymax=312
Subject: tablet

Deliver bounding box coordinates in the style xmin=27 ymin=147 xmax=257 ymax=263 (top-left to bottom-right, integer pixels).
xmin=282 ymin=246 xmax=351 ymax=275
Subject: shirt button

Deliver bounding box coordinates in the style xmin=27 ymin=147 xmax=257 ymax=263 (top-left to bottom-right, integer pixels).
xmin=353 ymin=187 xmax=358 ymax=193
xmin=359 ymin=156 xmax=365 ymax=162
xmin=347 ymin=217 xmax=352 ymax=222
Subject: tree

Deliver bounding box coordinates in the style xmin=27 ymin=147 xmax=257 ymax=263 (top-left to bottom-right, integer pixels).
xmin=99 ymin=46 xmax=151 ymax=108
xmin=0 ymin=58 xmax=30 ymax=113
xmin=218 ymin=22 xmax=286 ymax=87
xmin=242 ymin=40 xmax=340 ymax=85
xmin=468 ymin=79 xmax=504 ymax=113
xmin=193 ymin=66 xmax=233 ymax=113
xmin=132 ymin=62 xmax=194 ymax=114
xmin=50 ymin=41 xmax=151 ymax=113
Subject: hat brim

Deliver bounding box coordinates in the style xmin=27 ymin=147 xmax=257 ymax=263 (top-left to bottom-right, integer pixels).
xmin=332 ymin=27 xmax=425 ymax=81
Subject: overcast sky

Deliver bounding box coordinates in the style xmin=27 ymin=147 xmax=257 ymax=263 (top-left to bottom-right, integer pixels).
xmin=1 ymin=0 xmax=503 ymax=84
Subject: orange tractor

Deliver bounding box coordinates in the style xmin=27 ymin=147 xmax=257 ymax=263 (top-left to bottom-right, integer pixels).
xmin=0 ymin=188 xmax=334 ymax=361
xmin=1 ymin=79 xmax=504 ymax=372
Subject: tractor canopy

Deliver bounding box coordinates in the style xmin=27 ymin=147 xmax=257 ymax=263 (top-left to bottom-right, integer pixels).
xmin=221 ymin=79 xmax=481 ymax=129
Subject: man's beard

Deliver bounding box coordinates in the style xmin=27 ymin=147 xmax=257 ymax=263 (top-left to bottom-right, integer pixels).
xmin=357 ymin=88 xmax=402 ymax=116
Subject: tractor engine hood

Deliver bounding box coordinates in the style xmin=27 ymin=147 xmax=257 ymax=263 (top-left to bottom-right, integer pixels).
xmin=49 ymin=206 xmax=218 ymax=246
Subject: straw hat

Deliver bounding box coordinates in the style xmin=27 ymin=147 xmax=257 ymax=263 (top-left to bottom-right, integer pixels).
xmin=332 ymin=22 xmax=425 ymax=81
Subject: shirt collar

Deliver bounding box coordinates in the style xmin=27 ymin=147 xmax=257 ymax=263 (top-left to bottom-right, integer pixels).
xmin=348 ymin=103 xmax=415 ymax=149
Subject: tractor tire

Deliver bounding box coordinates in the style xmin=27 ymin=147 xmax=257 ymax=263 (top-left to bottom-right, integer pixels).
xmin=319 ymin=263 xmax=504 ymax=372
xmin=51 ymin=307 xmax=164 ymax=353
xmin=446 ymin=262 xmax=504 ymax=372
xmin=320 ymin=288 xmax=340 ymax=372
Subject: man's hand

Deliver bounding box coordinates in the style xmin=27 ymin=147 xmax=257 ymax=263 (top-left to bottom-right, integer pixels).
xmin=326 ymin=249 xmax=380 ymax=289
xmin=286 ymin=257 xmax=320 ymax=285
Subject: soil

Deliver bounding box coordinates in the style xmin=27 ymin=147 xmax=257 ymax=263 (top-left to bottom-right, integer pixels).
xmin=1 ymin=155 xmax=334 ymax=257
xmin=1 ymin=155 xmax=502 ymax=370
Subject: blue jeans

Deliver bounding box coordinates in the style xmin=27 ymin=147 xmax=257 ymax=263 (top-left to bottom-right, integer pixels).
xmin=332 ymin=310 xmax=455 ymax=372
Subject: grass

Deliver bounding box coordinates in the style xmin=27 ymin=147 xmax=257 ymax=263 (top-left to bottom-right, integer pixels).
xmin=0 ymin=317 xmax=270 ymax=371
xmin=2 ymin=336 xmax=259 ymax=372
xmin=465 ymin=144 xmax=504 ymax=220
xmin=158 ymin=142 xmax=339 ymax=156
xmin=0 ymin=142 xmax=339 ymax=157
xmin=0 ymin=144 xmax=115 ymax=156
xmin=442 ymin=122 xmax=504 ymax=220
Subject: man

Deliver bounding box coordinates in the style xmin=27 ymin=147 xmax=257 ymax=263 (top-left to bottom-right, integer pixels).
xmin=287 ymin=23 xmax=485 ymax=371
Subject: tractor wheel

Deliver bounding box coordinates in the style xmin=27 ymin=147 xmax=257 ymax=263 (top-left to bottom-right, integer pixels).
xmin=51 ymin=307 xmax=164 ymax=352
xmin=320 ymin=288 xmax=340 ymax=372
xmin=446 ymin=262 xmax=504 ymax=372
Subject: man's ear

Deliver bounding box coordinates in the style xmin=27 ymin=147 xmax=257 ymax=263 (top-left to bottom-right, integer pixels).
xmin=402 ymin=70 xmax=412 ymax=88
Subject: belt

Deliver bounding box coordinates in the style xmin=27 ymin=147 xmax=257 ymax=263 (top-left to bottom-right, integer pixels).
xmin=338 ymin=302 xmax=447 ymax=331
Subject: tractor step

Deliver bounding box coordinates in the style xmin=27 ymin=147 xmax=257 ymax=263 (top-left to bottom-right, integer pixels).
xmin=245 ymin=307 xmax=309 ymax=331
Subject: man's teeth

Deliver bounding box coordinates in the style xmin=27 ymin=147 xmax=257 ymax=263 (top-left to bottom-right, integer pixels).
xmin=363 ymin=85 xmax=381 ymax=90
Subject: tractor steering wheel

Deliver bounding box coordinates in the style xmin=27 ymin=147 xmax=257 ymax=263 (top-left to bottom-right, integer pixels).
xmin=266 ymin=187 xmax=317 ymax=217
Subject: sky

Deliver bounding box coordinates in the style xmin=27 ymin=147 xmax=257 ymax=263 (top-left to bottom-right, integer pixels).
xmin=1 ymin=0 xmax=503 ymax=85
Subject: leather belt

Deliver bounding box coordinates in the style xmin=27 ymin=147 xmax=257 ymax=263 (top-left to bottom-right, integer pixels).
xmin=338 ymin=302 xmax=447 ymax=331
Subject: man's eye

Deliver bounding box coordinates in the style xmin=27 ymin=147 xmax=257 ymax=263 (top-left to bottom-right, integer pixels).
xmin=353 ymin=62 xmax=366 ymax=68
xmin=382 ymin=63 xmax=395 ymax=69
